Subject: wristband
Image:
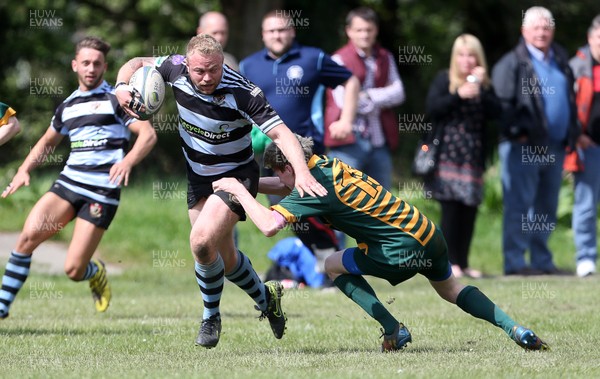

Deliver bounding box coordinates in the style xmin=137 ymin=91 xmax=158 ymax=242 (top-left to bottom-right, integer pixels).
xmin=115 ymin=81 xmax=127 ymax=88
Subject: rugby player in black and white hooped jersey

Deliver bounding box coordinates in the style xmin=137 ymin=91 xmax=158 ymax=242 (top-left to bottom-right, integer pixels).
xmin=0 ymin=37 xmax=157 ymax=318
xmin=115 ymin=34 xmax=327 ymax=349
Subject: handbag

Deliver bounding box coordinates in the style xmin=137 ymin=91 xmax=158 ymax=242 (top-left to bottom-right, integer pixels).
xmin=412 ymin=124 xmax=443 ymax=177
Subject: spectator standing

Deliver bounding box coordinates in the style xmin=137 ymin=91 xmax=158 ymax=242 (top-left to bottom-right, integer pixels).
xmin=197 ymin=11 xmax=239 ymax=71
xmin=325 ymin=6 xmax=405 ymax=191
xmin=240 ymin=10 xmax=359 ymax=155
xmin=566 ymin=14 xmax=600 ymax=277
xmin=240 ymin=10 xmax=359 ymax=268
xmin=425 ymin=34 xmax=501 ymax=278
xmin=492 ymin=6 xmax=579 ymax=275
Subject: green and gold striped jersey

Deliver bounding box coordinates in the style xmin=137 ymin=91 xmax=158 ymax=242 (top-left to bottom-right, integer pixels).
xmin=272 ymin=155 xmax=437 ymax=265
xmin=0 ymin=102 xmax=16 ymax=127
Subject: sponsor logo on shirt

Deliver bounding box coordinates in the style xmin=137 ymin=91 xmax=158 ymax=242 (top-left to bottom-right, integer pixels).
xmin=180 ymin=118 xmax=232 ymax=143
xmin=71 ymin=138 xmax=109 ymax=149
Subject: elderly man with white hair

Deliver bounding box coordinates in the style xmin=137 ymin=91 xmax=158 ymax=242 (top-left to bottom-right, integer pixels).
xmin=492 ymin=6 xmax=580 ymax=276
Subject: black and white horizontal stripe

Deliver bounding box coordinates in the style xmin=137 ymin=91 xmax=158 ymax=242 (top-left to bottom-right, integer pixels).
xmin=51 ymin=81 xmax=133 ymax=196
xmin=0 ymin=252 xmax=32 ymax=315
xmin=156 ymin=56 xmax=283 ymax=176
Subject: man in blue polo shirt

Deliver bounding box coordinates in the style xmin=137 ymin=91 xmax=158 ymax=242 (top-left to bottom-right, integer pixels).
xmin=240 ymin=10 xmax=360 ymax=279
xmin=240 ymin=10 xmax=359 ymax=155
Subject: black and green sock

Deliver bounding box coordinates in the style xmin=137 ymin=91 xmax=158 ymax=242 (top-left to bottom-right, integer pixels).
xmin=456 ymin=285 xmax=517 ymax=338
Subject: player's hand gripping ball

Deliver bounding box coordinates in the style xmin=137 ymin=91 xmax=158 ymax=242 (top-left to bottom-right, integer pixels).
xmin=128 ymin=66 xmax=165 ymax=120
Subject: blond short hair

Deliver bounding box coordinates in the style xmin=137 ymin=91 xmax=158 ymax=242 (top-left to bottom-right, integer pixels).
xmin=264 ymin=134 xmax=314 ymax=171
xmin=448 ymin=33 xmax=490 ymax=93
xmin=187 ymin=34 xmax=223 ymax=58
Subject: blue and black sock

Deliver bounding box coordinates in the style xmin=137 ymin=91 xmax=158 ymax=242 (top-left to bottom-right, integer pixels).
xmin=195 ymin=256 xmax=225 ymax=320
xmin=80 ymin=260 xmax=99 ymax=281
xmin=225 ymin=250 xmax=267 ymax=311
xmin=0 ymin=251 xmax=32 ymax=317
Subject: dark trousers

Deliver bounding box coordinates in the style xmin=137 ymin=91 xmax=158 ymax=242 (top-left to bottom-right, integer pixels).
xmin=440 ymin=200 xmax=478 ymax=269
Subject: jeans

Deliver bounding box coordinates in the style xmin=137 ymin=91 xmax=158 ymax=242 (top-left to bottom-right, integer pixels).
xmin=499 ymin=140 xmax=565 ymax=273
xmin=327 ymin=136 xmax=393 ymax=191
xmin=573 ymin=145 xmax=600 ymax=264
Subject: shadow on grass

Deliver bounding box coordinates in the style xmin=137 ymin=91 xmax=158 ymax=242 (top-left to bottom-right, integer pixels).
xmin=0 ymin=326 xmax=140 ymax=336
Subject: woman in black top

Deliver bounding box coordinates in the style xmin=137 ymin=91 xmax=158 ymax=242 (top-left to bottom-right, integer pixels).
xmin=425 ymin=34 xmax=501 ymax=278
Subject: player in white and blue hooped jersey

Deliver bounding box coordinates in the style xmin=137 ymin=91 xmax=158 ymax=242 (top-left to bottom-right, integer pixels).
xmin=0 ymin=37 xmax=156 ymax=319
xmin=115 ymin=34 xmax=326 ymax=348
xmin=51 ymin=81 xmax=134 ymax=206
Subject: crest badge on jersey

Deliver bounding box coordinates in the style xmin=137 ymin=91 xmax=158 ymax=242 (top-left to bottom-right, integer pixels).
xmin=89 ymin=203 xmax=103 ymax=218
xmin=89 ymin=101 xmax=102 ymax=113
xmin=286 ymin=65 xmax=304 ymax=81
xmin=212 ymin=94 xmax=226 ymax=105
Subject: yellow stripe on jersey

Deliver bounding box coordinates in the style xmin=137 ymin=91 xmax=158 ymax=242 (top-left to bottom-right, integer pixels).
xmin=415 ymin=213 xmax=430 ymax=240
xmin=421 ymin=222 xmax=436 ymax=245
xmin=0 ymin=106 xmax=16 ymax=127
xmin=357 ymin=242 xmax=369 ymax=255
xmin=403 ymin=206 xmax=420 ymax=230
xmin=331 ymin=158 xmax=435 ymax=246
xmin=372 ymin=191 xmax=392 ymax=217
xmin=271 ymin=204 xmax=298 ymax=223
xmin=381 ymin=200 xmax=404 ymax=223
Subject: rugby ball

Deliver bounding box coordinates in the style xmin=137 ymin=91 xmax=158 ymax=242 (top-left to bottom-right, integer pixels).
xmin=128 ymin=66 xmax=165 ymax=120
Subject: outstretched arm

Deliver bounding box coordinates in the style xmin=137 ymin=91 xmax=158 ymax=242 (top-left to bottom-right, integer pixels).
xmin=213 ymin=178 xmax=286 ymax=237
xmin=0 ymin=115 xmax=21 ymax=145
xmin=265 ymin=124 xmax=327 ymax=198
xmin=2 ymin=127 xmax=63 ymax=197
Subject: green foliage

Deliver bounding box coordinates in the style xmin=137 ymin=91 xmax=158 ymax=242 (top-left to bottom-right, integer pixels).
xmin=3 ymin=0 xmax=599 ymax=174
xmin=0 ymin=0 xmax=215 ymax=171
xmin=481 ymin=161 xmax=504 ymax=214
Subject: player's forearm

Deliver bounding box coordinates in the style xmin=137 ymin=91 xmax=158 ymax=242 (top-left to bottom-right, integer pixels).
xmin=270 ymin=126 xmax=311 ymax=177
xmin=19 ymin=130 xmax=60 ymax=173
xmin=121 ymin=122 xmax=157 ymax=167
xmin=233 ymin=187 xmax=282 ymax=237
xmin=116 ymin=57 xmax=154 ymax=84
xmin=0 ymin=117 xmax=21 ymax=145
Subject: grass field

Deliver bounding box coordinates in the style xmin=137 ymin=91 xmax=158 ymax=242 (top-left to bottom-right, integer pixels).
xmin=1 ymin=269 xmax=599 ymax=378
xmin=1 ymin=172 xmax=599 ymax=378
